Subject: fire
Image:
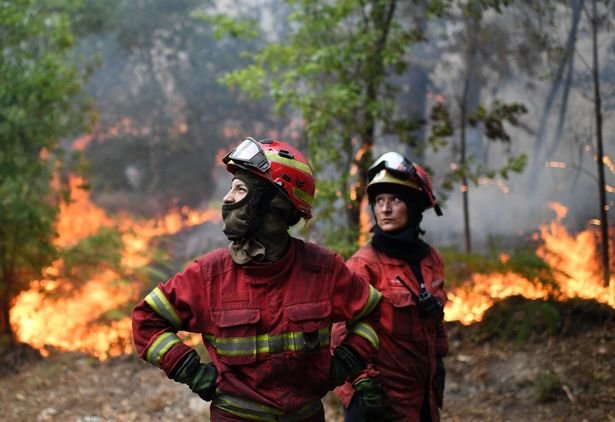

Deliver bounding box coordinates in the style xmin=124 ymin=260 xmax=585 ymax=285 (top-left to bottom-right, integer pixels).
xmin=10 ymin=176 xmax=220 ymax=359
xmin=11 ymin=179 xmax=614 ymax=358
xmin=445 ymin=202 xmax=615 ymax=324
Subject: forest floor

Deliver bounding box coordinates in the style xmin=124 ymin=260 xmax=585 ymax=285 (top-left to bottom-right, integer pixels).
xmin=1 ymin=296 xmax=613 ymax=422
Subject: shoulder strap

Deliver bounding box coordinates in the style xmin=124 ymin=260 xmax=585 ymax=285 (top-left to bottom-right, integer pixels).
xmin=408 ymin=260 xmax=426 ymax=292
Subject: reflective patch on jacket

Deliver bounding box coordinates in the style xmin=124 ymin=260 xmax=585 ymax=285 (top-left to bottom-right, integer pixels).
xmin=348 ymin=284 xmax=382 ymax=325
xmin=145 ymin=286 xmax=182 ymax=330
xmin=205 ymin=327 xmax=331 ymax=357
xmin=145 ymin=332 xmax=181 ymax=365
xmin=347 ymin=321 xmax=379 ymax=349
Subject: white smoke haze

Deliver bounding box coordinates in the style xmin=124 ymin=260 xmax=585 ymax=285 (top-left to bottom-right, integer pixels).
xmin=77 ymin=0 xmax=613 ymax=253
xmin=407 ymin=3 xmax=615 ymax=251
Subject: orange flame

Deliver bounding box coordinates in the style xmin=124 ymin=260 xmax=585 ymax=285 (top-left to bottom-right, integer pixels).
xmin=10 ymin=176 xmax=220 ymax=359
xmin=445 ymin=202 xmax=615 ymax=324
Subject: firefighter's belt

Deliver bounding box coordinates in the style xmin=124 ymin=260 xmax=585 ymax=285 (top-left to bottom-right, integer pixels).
xmin=213 ymin=393 xmax=322 ymax=421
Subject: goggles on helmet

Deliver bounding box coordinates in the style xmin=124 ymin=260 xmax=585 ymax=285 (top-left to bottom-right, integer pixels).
xmin=367 ymin=151 xmax=443 ymax=217
xmin=223 ymin=137 xmax=270 ymax=174
xmin=367 ymin=152 xmax=417 ymax=183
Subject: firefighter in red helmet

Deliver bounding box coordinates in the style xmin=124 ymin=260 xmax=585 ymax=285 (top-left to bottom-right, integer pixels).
xmin=132 ymin=137 xmax=382 ymax=421
xmin=332 ymin=151 xmax=448 ymax=421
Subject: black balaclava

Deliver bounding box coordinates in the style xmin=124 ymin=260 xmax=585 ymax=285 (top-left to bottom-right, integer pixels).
xmin=222 ymin=169 xmax=296 ymax=264
xmin=369 ymin=183 xmax=431 ymax=262
xmin=221 ymin=169 xmax=272 ymax=241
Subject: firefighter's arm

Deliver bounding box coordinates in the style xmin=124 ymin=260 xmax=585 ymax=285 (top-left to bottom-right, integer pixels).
xmin=328 ymin=254 xmax=382 ymax=388
xmin=132 ymin=260 xmax=218 ymax=400
xmin=131 ymin=260 xmax=208 ymax=377
xmin=335 ymin=255 xmax=382 ymax=357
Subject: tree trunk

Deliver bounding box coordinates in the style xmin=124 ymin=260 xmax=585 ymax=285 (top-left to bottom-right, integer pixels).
xmin=349 ymin=0 xmax=397 ymax=235
xmin=533 ymin=0 xmax=584 ymax=154
xmin=530 ymin=0 xmax=584 ymax=183
xmin=460 ymin=104 xmax=472 ymax=253
xmin=459 ymin=28 xmax=475 ymax=253
xmin=590 ymin=0 xmax=609 ymax=286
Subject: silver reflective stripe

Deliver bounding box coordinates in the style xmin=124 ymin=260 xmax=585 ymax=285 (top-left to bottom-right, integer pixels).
xmin=348 ymin=285 xmax=382 ymax=325
xmin=205 ymin=327 xmax=330 ymax=357
xmin=348 ymin=321 xmax=379 ymax=349
xmin=145 ymin=332 xmax=181 ymax=365
xmin=144 ymin=287 xmax=182 ymax=330
xmin=213 ymin=394 xmax=323 ymax=422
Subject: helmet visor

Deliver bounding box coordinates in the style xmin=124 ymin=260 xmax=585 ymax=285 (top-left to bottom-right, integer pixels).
xmin=367 ymin=152 xmax=416 ymax=183
xmin=223 ymin=137 xmax=270 ymax=173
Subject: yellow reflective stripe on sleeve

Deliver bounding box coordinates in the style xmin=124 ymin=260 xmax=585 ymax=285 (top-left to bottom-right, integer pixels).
xmin=348 ymin=321 xmax=379 ymax=349
xmin=213 ymin=394 xmax=323 ymax=422
xmin=348 ymin=285 xmax=382 ymax=325
xmin=264 ymin=151 xmax=313 ymax=176
xmin=205 ymin=327 xmax=330 ymax=357
xmin=144 ymin=287 xmax=182 ymax=330
xmin=145 ymin=332 xmax=181 ymax=365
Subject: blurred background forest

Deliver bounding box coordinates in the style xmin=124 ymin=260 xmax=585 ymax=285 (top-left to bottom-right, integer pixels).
xmin=1 ymin=0 xmax=614 ymax=420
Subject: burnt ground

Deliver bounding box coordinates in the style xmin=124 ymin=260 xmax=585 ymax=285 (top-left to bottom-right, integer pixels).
xmin=1 ymin=297 xmax=614 ymax=422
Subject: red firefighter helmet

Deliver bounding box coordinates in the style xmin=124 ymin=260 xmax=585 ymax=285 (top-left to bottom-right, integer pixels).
xmin=223 ymin=137 xmax=315 ymax=219
xmin=366 ymin=151 xmax=442 ymax=216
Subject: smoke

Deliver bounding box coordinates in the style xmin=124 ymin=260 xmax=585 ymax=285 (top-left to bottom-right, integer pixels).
xmin=74 ymin=0 xmax=614 ymax=252
xmin=409 ymin=4 xmax=615 ymax=251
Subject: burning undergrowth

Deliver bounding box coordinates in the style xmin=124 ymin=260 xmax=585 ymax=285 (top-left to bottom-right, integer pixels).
xmin=443 ymin=203 xmax=615 ymax=325
xmin=9 ymin=176 xmax=220 ymax=361
xmin=6 ymin=179 xmax=615 ymax=366
xmin=468 ymin=295 xmax=615 ymax=344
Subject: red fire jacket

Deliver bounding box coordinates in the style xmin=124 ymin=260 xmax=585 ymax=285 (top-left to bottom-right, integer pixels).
xmin=332 ymin=244 xmax=448 ymax=422
xmin=132 ymin=238 xmax=382 ymax=420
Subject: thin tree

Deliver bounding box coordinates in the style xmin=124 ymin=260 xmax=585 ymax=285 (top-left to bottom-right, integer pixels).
xmin=588 ymin=0 xmax=609 ymax=286
xmin=428 ymin=0 xmax=528 ymax=252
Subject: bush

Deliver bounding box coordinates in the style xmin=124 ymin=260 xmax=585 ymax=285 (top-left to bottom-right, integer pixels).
xmin=479 ymin=296 xmax=560 ymax=344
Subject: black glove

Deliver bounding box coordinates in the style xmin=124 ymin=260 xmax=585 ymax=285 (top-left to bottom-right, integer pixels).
xmin=329 ymin=345 xmax=365 ymax=390
xmin=435 ymin=356 xmax=446 ymax=409
xmin=353 ymin=377 xmax=387 ymax=420
xmin=171 ymin=351 xmax=218 ymax=401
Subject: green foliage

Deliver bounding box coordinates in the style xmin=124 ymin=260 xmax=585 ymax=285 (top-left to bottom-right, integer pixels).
xmin=218 ymin=0 xmax=427 ymax=251
xmin=426 ymin=0 xmax=454 ymax=18
xmin=433 ymin=99 xmax=528 ymax=194
xmin=0 ymin=0 xmax=94 ymax=341
xmin=441 ymin=245 xmax=560 ymax=291
xmin=61 ymin=0 xmax=124 ymax=36
xmin=467 ymin=101 xmax=528 ymax=142
xmin=440 ymin=247 xmax=505 ymax=288
xmin=480 ymin=297 xmax=560 ymax=345
xmin=505 ymin=248 xmax=560 ymax=289
xmin=195 ymin=12 xmax=259 ymax=40
xmin=59 ymin=227 xmax=124 ymax=286
xmin=427 ymin=102 xmax=454 ymax=152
